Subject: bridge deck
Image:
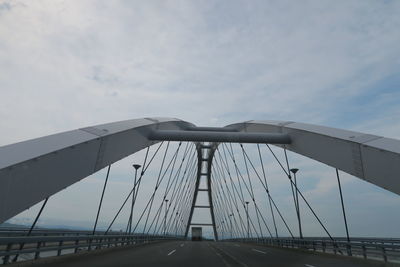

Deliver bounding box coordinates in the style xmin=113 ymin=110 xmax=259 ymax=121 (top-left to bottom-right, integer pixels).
xmin=14 ymin=241 xmax=383 ymax=267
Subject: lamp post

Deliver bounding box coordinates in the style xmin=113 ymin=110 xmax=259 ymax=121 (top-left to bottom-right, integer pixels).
xmin=245 ymin=201 xmax=250 ymax=239
xmin=229 ymin=214 xmax=233 ymax=240
xmin=128 ymin=164 xmax=141 ymax=234
xmin=290 ymin=168 xmax=302 ymax=239
xmin=175 ymin=212 xmax=179 ymax=236
xmin=164 ymin=199 xmax=169 ymax=235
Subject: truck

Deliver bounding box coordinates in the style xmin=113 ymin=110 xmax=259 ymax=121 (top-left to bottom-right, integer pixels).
xmin=191 ymin=227 xmax=202 ymax=241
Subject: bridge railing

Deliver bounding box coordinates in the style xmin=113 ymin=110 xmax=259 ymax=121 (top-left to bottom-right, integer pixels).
xmin=224 ymin=237 xmax=400 ymax=263
xmin=0 ymin=233 xmax=182 ymax=265
xmin=0 ymin=228 xmax=132 ymax=237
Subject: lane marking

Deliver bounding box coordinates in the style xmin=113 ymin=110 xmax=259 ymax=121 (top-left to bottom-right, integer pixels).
xmin=180 ymin=243 xmax=184 ymax=247
xmin=214 ymin=245 xmax=249 ymax=267
xmin=252 ymin=248 xmax=267 ymax=254
xmin=234 ymin=244 xmax=240 ymax=247
xmin=210 ymin=246 xmax=232 ymax=267
xmin=167 ymin=249 xmax=176 ymax=256
xmin=305 ymin=264 xmax=317 ymax=267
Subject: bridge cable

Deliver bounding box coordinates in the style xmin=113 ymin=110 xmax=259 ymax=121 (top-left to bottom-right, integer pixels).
xmin=177 ymin=172 xmax=198 ymax=235
xmin=104 ymin=143 xmax=160 ymax=234
xmin=336 ymin=169 xmax=351 ymax=243
xmin=257 ymin=144 xmax=279 ymax=238
xmin=241 ymin=144 xmax=291 ymax=239
xmin=283 ymin=148 xmax=303 ymax=239
xmin=126 ymin=144 xmax=154 ymax=233
xmin=266 ymin=144 xmax=334 ymax=241
xmin=125 ymin=143 xmax=166 ymax=234
xmin=238 ymin=144 xmax=275 ymax=238
xmin=165 ymin=148 xmax=197 ymax=233
xmin=141 ymin=142 xmax=171 ymax=234
xmin=160 ymin=143 xmax=194 ymax=233
xmin=212 ymin=156 xmax=247 ymax=238
xmin=228 ymin=144 xmax=294 ymax=238
xmin=145 ymin=144 xmax=193 ymax=236
xmin=163 ymin=143 xmax=194 ymax=232
xmin=216 ymin=145 xmax=260 ymax=238
xmin=240 ymin=144 xmax=264 ymax=238
xmin=213 ymin=156 xmax=260 ymax=239
xmin=148 ymin=157 xmax=196 ymax=236
xmin=221 ymin=144 xmax=275 ymax=238
xmin=131 ymin=142 xmax=183 ymax=234
xmin=12 ymin=197 xmax=49 ymax=262
xmin=144 ymin=144 xmax=187 ymax=235
xmin=93 ymin=165 xmax=111 ymax=235
xmin=213 ymin=153 xmax=249 ymax=238
xmin=219 ymin=145 xmax=253 ymax=237
xmin=152 ymin=143 xmax=192 ymax=234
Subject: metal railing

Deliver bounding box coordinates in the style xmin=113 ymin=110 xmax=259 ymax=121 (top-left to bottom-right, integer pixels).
xmin=0 ymin=233 xmax=182 ymax=265
xmin=225 ymin=237 xmax=400 ymax=263
xmin=0 ymin=228 xmax=130 ymax=237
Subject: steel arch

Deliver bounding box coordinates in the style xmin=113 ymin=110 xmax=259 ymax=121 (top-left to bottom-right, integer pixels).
xmin=1 ymin=117 xmax=399 ymax=224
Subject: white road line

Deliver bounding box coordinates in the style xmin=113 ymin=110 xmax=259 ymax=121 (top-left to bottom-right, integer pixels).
xmin=252 ymin=248 xmax=267 ymax=254
xmin=216 ymin=246 xmax=249 ymax=267
xmin=167 ymin=249 xmax=176 ymax=256
xmin=210 ymin=247 xmax=232 ymax=267
xmin=180 ymin=243 xmax=184 ymax=247
xmin=305 ymin=264 xmax=317 ymax=267
xmin=234 ymin=244 xmax=240 ymax=247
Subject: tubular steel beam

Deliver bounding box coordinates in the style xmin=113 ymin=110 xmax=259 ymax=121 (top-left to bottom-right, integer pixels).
xmin=149 ymin=130 xmax=291 ymax=144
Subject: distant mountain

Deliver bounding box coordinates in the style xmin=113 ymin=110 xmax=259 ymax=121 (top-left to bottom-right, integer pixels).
xmin=0 ymin=222 xmax=28 ymax=229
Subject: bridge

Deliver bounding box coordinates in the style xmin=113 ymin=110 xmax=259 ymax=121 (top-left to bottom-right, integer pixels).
xmin=0 ymin=117 xmax=399 ymax=266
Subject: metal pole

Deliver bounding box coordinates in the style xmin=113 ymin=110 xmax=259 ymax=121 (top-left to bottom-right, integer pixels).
xmin=222 ymin=221 xmax=225 ymax=240
xmin=93 ymin=165 xmax=111 ymax=235
xmin=245 ymin=201 xmax=250 ymax=239
xmin=336 ymin=169 xmax=350 ymax=242
xmin=164 ymin=199 xmax=169 ymax=235
xmin=230 ymin=214 xmax=233 ymax=240
xmin=129 ymin=164 xmax=141 ymax=234
xmin=175 ymin=212 xmax=179 ymax=236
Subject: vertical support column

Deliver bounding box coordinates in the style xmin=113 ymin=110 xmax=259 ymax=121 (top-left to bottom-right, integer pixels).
xmin=206 ymin=144 xmax=219 ymax=241
xmin=184 ymin=143 xmax=219 ymax=241
xmin=184 ymin=144 xmax=203 ymax=238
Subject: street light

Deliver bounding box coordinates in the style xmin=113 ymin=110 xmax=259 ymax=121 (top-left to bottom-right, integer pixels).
xmin=222 ymin=221 xmax=225 ymax=240
xmin=245 ymin=201 xmax=250 ymax=239
xmin=290 ymin=168 xmax=302 ymax=239
xmin=229 ymin=214 xmax=233 ymax=240
xmin=164 ymin=199 xmax=169 ymax=235
xmin=175 ymin=212 xmax=179 ymax=236
xmin=128 ymin=164 xmax=141 ymax=234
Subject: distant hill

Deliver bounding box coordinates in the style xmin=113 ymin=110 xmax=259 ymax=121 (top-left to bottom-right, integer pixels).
xmin=0 ymin=222 xmax=28 ymax=229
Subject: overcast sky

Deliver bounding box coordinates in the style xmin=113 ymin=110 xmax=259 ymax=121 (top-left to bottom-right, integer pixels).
xmin=1 ymin=0 xmax=400 ymax=238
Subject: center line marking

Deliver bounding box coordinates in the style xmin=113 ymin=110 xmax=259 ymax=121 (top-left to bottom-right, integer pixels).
xmin=305 ymin=264 xmax=316 ymax=267
xmin=252 ymin=249 xmax=267 ymax=254
xmin=167 ymin=249 xmax=176 ymax=256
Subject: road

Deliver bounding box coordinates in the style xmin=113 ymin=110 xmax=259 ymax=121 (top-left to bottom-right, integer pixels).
xmin=17 ymin=241 xmax=388 ymax=267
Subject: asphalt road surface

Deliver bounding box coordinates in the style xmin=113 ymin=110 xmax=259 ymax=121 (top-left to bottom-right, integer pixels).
xmin=17 ymin=241 xmax=390 ymax=267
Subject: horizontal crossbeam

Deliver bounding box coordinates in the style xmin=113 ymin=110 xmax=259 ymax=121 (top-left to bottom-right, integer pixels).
xmin=149 ymin=130 xmax=291 ymax=144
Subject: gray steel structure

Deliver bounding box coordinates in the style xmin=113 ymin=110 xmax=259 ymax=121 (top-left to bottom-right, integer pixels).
xmin=1 ymin=117 xmax=400 ymax=236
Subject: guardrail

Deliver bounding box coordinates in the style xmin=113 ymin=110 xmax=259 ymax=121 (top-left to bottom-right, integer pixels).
xmin=0 ymin=228 xmax=130 ymax=237
xmin=0 ymin=233 xmax=183 ymax=265
xmin=225 ymin=237 xmax=400 ymax=263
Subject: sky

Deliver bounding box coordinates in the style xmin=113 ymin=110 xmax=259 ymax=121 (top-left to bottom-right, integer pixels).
xmin=0 ymin=0 xmax=400 ymax=238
